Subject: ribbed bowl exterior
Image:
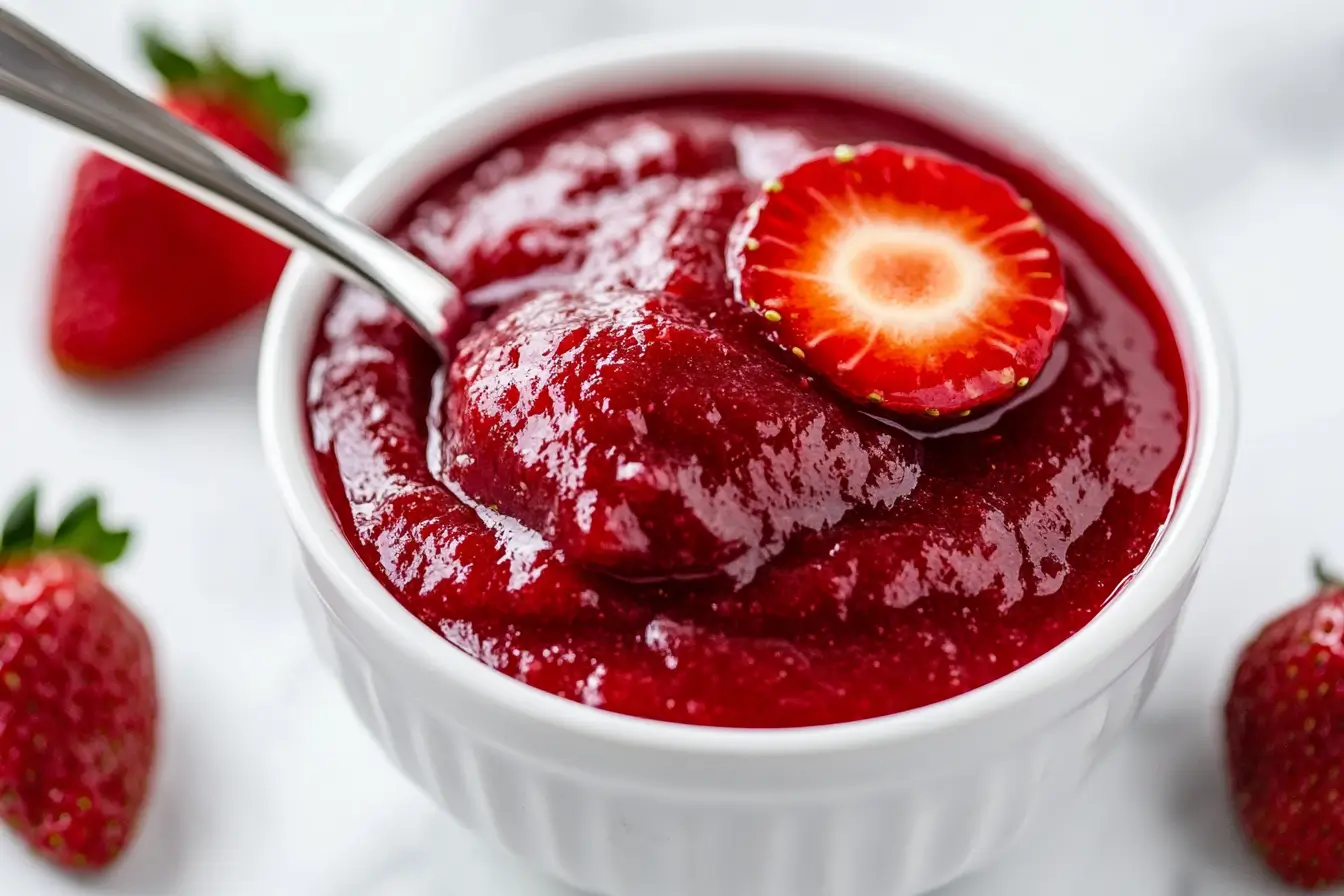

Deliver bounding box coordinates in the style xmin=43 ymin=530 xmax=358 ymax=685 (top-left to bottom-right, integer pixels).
xmin=295 ymin=555 xmax=1186 ymax=896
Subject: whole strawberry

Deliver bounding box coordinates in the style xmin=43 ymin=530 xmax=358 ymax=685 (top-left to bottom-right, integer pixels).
xmin=0 ymin=487 xmax=155 ymax=870
xmin=1225 ymin=560 xmax=1344 ymax=889
xmin=48 ymin=28 xmax=311 ymax=376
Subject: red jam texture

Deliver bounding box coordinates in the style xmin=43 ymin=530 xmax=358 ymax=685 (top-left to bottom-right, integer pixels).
xmin=306 ymin=95 xmax=1188 ymax=728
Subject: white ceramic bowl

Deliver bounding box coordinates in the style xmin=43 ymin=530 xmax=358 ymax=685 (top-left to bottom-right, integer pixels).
xmin=258 ymin=31 xmax=1237 ymax=896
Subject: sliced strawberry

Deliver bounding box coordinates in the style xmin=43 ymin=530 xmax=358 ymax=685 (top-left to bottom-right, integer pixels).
xmin=729 ymin=142 xmax=1068 ymax=416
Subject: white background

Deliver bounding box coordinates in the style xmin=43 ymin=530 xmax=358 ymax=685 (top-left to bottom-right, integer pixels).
xmin=2 ymin=0 xmax=1343 ymax=893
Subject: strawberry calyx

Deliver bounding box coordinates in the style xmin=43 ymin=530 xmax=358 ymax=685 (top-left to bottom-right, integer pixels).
xmin=139 ymin=26 xmax=311 ymax=148
xmin=0 ymin=487 xmax=131 ymax=567
xmin=1314 ymin=556 xmax=1344 ymax=589
xmin=730 ymin=142 xmax=1068 ymax=417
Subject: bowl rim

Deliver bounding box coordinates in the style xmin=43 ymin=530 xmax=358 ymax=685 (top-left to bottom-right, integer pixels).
xmin=258 ymin=28 xmax=1237 ymax=759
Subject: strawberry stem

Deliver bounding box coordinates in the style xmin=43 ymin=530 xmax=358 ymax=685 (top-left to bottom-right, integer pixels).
xmin=0 ymin=487 xmax=131 ymax=566
xmin=1312 ymin=556 xmax=1344 ymax=589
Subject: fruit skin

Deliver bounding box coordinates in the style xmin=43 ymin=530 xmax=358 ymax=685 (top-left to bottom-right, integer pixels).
xmin=729 ymin=142 xmax=1068 ymax=417
xmin=1225 ymin=561 xmax=1344 ymax=889
xmin=47 ymin=30 xmax=310 ymax=377
xmin=0 ymin=489 xmax=154 ymax=871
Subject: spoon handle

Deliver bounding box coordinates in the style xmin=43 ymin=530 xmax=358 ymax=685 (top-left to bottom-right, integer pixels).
xmin=0 ymin=10 xmax=458 ymax=345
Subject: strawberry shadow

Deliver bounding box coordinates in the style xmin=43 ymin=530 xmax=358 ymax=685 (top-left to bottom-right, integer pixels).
xmin=0 ymin=714 xmax=200 ymax=895
xmin=0 ymin=649 xmax=202 ymax=895
xmin=89 ymin=694 xmax=202 ymax=895
xmin=1147 ymin=710 xmax=1301 ymax=895
xmin=930 ymin=704 xmax=1294 ymax=895
xmin=55 ymin=310 xmax=267 ymax=411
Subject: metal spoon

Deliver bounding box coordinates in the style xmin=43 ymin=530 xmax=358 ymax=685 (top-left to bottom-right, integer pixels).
xmin=0 ymin=9 xmax=464 ymax=351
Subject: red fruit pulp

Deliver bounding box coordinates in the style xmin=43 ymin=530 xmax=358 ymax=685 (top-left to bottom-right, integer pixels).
xmin=305 ymin=95 xmax=1189 ymax=728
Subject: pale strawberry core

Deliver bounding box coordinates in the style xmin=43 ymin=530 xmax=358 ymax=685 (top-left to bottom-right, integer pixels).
xmin=827 ymin=224 xmax=992 ymax=335
xmin=848 ymin=243 xmax=958 ymax=307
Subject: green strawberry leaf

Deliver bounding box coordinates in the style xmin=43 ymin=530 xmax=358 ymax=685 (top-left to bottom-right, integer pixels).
xmin=248 ymin=68 xmax=311 ymax=127
xmin=1 ymin=486 xmax=39 ymax=554
xmin=0 ymin=487 xmax=131 ymax=566
xmin=137 ymin=25 xmax=313 ymax=144
xmin=1314 ymin=556 xmax=1344 ymax=589
xmin=53 ymin=495 xmax=132 ymax=565
xmin=141 ymin=27 xmax=201 ymax=84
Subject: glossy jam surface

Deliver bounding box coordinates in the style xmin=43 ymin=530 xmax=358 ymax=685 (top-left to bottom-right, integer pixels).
xmin=306 ymin=95 xmax=1188 ymax=728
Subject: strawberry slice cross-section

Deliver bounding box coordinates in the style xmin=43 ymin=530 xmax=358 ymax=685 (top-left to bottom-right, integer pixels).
xmin=729 ymin=142 xmax=1068 ymax=417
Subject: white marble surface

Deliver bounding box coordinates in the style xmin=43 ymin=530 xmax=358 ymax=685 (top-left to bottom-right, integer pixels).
xmin=1 ymin=0 xmax=1342 ymax=892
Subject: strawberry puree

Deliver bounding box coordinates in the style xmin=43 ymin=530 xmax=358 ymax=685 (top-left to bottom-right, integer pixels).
xmin=305 ymin=95 xmax=1188 ymax=728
